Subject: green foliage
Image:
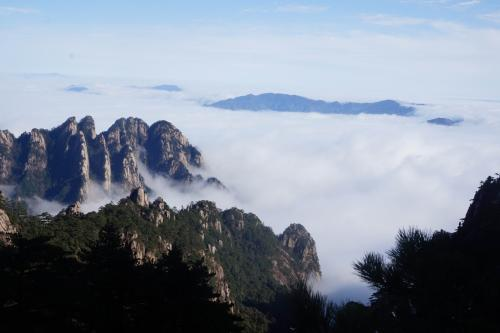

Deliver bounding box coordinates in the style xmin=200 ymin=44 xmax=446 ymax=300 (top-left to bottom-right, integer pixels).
xmin=2 ymin=196 xmax=300 ymax=331
xmin=0 ymin=225 xmax=242 ymax=332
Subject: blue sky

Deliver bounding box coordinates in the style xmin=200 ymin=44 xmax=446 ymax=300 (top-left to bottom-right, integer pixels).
xmin=1 ymin=0 xmax=499 ymax=28
xmin=0 ymin=1 xmax=499 ymax=100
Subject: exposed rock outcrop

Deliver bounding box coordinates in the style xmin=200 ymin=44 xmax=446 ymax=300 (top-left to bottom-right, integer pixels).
xmin=60 ymin=202 xmax=82 ymax=216
xmin=0 ymin=207 xmax=16 ymax=245
xmin=0 ymin=209 xmax=16 ymax=234
xmin=0 ymin=116 xmax=222 ymax=204
xmin=130 ymin=187 xmax=149 ymax=207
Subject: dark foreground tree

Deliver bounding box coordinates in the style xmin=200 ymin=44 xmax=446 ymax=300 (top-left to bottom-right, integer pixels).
xmin=269 ymin=279 xmax=335 ymax=333
xmin=354 ymin=224 xmax=500 ymax=332
xmin=0 ymin=223 xmax=242 ymax=332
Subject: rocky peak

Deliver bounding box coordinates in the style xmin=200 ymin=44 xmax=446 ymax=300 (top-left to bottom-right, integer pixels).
xmin=130 ymin=187 xmax=149 ymax=207
xmin=0 ymin=117 xmax=221 ymax=204
xmin=279 ymin=223 xmax=321 ymax=279
xmin=56 ymin=117 xmax=78 ymax=137
xmin=106 ymin=117 xmax=149 ymax=153
xmin=147 ymin=120 xmax=203 ymax=172
xmin=78 ymin=116 xmax=97 ymax=141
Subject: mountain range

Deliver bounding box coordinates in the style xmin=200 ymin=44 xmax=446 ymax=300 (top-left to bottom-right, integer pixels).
xmin=0 ymin=186 xmax=320 ymax=332
xmin=0 ymin=117 xmax=220 ymax=204
xmin=208 ymin=93 xmax=415 ymax=116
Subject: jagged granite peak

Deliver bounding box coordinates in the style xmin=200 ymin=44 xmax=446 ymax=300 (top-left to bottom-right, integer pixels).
xmin=55 ymin=116 xmax=78 ymax=138
xmin=0 ymin=117 xmax=221 ymax=204
xmin=146 ymin=120 xmax=203 ymax=181
xmin=78 ymin=115 xmax=97 ymax=141
xmin=279 ymin=223 xmax=321 ymax=279
xmin=105 ymin=117 xmax=149 ymax=153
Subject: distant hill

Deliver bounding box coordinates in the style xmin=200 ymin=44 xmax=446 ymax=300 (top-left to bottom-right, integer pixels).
xmin=427 ymin=117 xmax=463 ymax=126
xmin=65 ymin=85 xmax=89 ymax=93
xmin=150 ymin=84 xmax=182 ymax=92
xmin=208 ymin=93 xmax=415 ymax=116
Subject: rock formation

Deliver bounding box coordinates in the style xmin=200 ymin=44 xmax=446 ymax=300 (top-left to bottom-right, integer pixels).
xmin=0 ymin=116 xmax=221 ymax=204
xmin=0 ymin=192 xmax=17 ymax=244
xmin=279 ymin=223 xmax=321 ymax=280
xmin=129 ymin=187 xmax=149 ymax=207
xmin=0 ymin=210 xmax=16 ymax=245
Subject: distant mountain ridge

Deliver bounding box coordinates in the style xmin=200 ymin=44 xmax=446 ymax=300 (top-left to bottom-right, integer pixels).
xmin=0 ymin=117 xmax=220 ymax=204
xmin=209 ymin=93 xmax=415 ymax=116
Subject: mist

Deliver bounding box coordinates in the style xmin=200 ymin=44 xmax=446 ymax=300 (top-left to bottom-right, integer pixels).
xmin=2 ymin=74 xmax=500 ymax=301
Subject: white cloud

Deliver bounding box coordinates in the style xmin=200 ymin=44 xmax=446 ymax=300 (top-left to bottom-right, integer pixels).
xmin=0 ymin=6 xmax=38 ymax=15
xmin=453 ymin=0 xmax=480 ymax=7
xmin=360 ymin=14 xmax=430 ymax=26
xmin=480 ymin=11 xmax=500 ymax=24
xmin=401 ymin=0 xmax=480 ymax=9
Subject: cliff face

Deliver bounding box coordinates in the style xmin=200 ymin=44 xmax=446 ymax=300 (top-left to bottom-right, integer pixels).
xmin=0 ymin=117 xmax=217 ymax=204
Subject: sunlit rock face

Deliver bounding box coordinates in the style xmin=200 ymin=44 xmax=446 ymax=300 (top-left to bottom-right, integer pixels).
xmin=0 ymin=192 xmax=16 ymax=245
xmin=0 ymin=116 xmax=221 ymax=204
xmin=279 ymin=223 xmax=322 ymax=280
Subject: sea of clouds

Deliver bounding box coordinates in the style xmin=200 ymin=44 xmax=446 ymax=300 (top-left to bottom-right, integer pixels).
xmin=2 ymin=73 xmax=500 ymax=301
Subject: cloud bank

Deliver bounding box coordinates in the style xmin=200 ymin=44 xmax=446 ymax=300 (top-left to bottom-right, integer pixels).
xmin=2 ymin=75 xmax=500 ymax=302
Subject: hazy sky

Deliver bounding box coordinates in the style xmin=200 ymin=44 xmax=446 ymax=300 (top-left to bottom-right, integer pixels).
xmin=1 ymin=0 xmax=500 ymax=100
